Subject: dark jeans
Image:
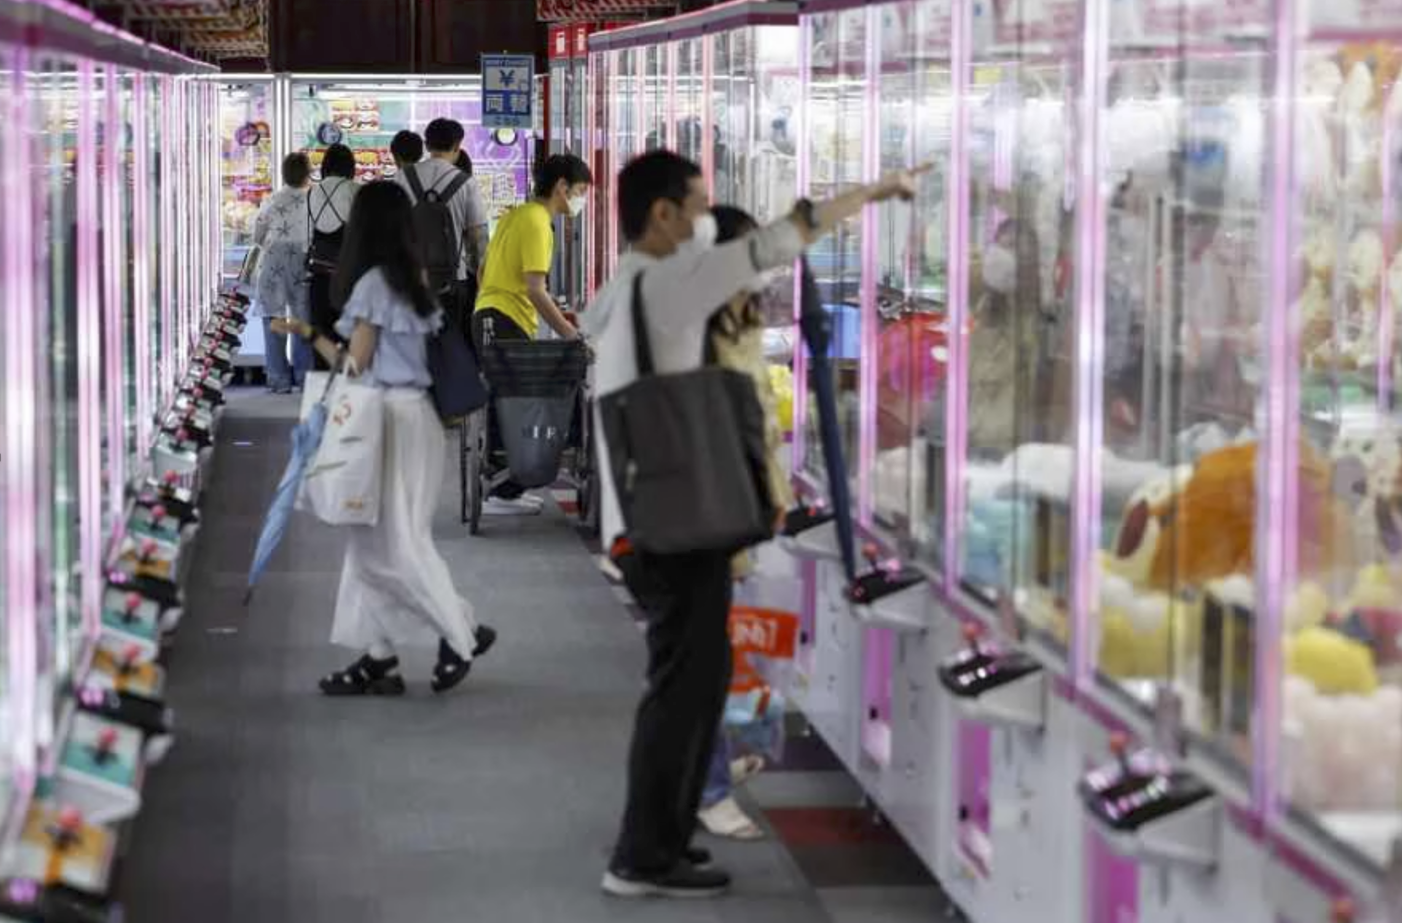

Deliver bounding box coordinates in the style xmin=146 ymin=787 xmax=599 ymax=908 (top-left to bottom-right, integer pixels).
xmin=471 ymin=307 xmax=530 ymax=501
xmin=308 ymin=271 xmax=340 ymax=371
xmin=611 ymin=549 xmax=734 ymax=873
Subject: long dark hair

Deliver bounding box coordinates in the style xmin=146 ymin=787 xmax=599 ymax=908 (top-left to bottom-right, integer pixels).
xmin=332 ymin=181 xmax=437 ymax=318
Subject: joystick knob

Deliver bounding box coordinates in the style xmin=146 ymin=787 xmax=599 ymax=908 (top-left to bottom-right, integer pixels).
xmin=140 ymin=539 xmax=158 ymax=561
xmin=121 ymin=644 xmax=142 ymax=673
xmin=1108 ymin=731 xmax=1132 ymax=773
xmin=162 ymin=470 xmax=179 ymax=486
xmin=1330 ymin=898 xmax=1355 ymax=923
xmin=961 ymin=622 xmax=982 ymax=651
xmin=862 ymin=542 xmax=880 ymax=564
xmin=53 ymin=806 xmax=83 ymax=846
xmin=150 ymin=505 xmax=166 ymax=523
xmin=96 ymin=727 xmax=118 ymax=754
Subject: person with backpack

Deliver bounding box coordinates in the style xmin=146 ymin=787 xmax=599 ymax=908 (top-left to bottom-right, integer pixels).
xmin=470 ymin=153 xmax=593 ymax=515
xmin=306 ymin=143 xmax=359 ymax=369
xmin=271 ymin=181 xmax=497 ymax=697
xmin=395 ymin=118 xmax=488 ymax=321
xmin=390 ymin=130 xmax=423 ymax=174
xmin=585 ymin=151 xmax=923 ymax=899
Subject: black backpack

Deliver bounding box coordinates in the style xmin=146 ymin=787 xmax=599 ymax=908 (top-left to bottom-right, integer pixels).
xmin=404 ymin=164 xmax=471 ymax=295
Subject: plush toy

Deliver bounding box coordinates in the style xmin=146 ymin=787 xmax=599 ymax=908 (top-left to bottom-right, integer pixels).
xmin=1285 ymin=581 xmax=1331 ymax=634
xmin=1286 ymin=625 xmax=1380 ymax=695
xmin=1113 ymin=442 xmax=1347 ymax=593
xmin=1328 ymin=426 xmax=1402 ymax=562
xmin=1284 ymin=676 xmax=1402 ymax=810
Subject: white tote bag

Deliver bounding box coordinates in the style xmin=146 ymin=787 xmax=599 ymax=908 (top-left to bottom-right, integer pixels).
xmin=301 ymin=360 xmax=385 ymax=526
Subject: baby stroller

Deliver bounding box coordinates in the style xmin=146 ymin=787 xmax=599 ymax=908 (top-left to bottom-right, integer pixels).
xmin=460 ymin=334 xmax=595 ymax=535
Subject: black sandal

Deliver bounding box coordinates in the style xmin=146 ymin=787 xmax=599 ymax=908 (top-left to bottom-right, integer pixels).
xmin=431 ymin=626 xmax=497 ymax=694
xmin=320 ymin=654 xmax=406 ymax=697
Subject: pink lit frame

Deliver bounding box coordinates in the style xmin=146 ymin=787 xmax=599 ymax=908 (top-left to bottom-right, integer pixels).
xmin=2 ymin=36 xmax=40 ymax=844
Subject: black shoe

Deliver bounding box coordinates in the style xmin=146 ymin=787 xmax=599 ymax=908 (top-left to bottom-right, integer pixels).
xmin=684 ymin=847 xmax=712 ymax=869
xmin=472 ymin=624 xmax=497 ymax=658
xmin=601 ymin=863 xmax=730 ymax=899
xmin=319 ymin=655 xmax=406 ymax=697
xmin=431 ymin=639 xmax=471 ymax=694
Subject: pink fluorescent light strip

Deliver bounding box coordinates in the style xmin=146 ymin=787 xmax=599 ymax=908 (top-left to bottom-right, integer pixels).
xmin=1069 ymin=0 xmax=1110 ymax=692
xmin=159 ymin=76 xmax=174 ymax=406
xmin=856 ymin=2 xmax=879 ymax=528
xmin=1380 ymin=82 xmax=1395 ymax=412
xmin=791 ymin=13 xmax=812 ymax=478
xmin=132 ymin=72 xmax=152 ymax=453
xmin=4 ymin=44 xmax=40 ymax=790
xmin=1254 ymin=0 xmax=1302 ymax=824
xmin=943 ymin=0 xmax=971 ymax=590
xmin=76 ymin=59 xmax=102 ymax=660
xmin=100 ymin=63 xmax=125 ymax=541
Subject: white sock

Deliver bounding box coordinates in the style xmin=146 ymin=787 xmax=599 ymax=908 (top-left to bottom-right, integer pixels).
xmin=367 ymin=640 xmax=396 ymax=662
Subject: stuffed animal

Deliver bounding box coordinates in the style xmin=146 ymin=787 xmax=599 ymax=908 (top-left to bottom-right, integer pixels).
xmin=1112 ymin=442 xmax=1348 ymax=593
xmin=1328 ymin=426 xmax=1402 ymax=563
xmin=1286 ymin=625 xmax=1380 ymax=695
xmin=1284 ymin=676 xmax=1402 ymax=810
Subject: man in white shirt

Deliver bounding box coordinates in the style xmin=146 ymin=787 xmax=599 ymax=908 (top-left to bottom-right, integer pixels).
xmin=588 ymin=150 xmax=921 ymax=900
xmin=395 ymin=117 xmax=488 ymax=312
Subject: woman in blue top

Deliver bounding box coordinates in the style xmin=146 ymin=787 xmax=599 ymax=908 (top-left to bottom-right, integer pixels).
xmin=275 ymin=181 xmax=496 ymax=696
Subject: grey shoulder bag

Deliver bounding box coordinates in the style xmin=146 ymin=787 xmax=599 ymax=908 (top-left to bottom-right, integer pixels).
xmin=597 ymin=271 xmax=775 ymax=555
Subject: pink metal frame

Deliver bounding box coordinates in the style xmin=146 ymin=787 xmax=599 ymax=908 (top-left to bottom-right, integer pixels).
xmin=1069 ymin=0 xmax=1110 ymax=691
xmin=101 ymin=63 xmax=126 ymax=541
xmin=76 ymin=58 xmax=103 ymax=662
xmin=942 ymin=0 xmax=971 ymax=591
xmin=2 ymin=40 xmax=40 ymax=836
xmin=1255 ymin=0 xmax=1301 ymax=824
xmin=133 ymin=72 xmax=154 ymax=453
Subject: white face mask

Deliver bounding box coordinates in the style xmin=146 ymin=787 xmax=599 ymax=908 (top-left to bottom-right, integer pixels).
xmin=982 ymin=244 xmax=1016 ymax=295
xmin=684 ymin=212 xmax=718 ymax=252
xmin=567 ymin=194 xmax=588 ymax=218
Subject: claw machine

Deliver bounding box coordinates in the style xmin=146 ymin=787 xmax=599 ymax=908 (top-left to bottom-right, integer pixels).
xmin=284 ymin=75 xmax=533 ymax=232
xmin=1263 ymin=4 xmax=1402 ymax=920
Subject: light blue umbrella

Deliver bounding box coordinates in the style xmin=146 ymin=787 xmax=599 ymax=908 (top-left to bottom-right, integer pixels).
xmin=244 ymin=400 xmax=329 ymax=605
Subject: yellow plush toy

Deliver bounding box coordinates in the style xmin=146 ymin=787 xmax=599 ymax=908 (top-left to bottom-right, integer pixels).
xmin=769 ymin=364 xmax=794 ymax=437
xmin=1286 ymin=626 xmax=1380 ymax=695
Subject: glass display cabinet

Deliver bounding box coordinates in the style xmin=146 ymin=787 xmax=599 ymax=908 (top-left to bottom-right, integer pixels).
xmin=285 ymin=76 xmax=531 ymax=231
xmin=218 ymin=76 xmax=276 ymax=281
xmin=799 ymin=4 xmax=868 ymax=491
xmin=1272 ymin=4 xmax=1402 ymax=892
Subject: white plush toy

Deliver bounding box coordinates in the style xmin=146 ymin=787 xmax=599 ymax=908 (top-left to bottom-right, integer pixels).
xmin=1284 ymin=675 xmax=1402 ymax=810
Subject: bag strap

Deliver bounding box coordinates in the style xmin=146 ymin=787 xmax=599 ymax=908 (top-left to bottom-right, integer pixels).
xmin=311 ymin=180 xmax=346 ymax=229
xmin=629 ymin=271 xmax=655 ymax=378
xmin=437 ymin=170 xmax=471 ymax=204
xmin=404 ymin=164 xmax=427 ymax=202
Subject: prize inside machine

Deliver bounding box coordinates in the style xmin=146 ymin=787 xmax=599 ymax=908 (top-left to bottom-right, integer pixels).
xmin=1274 ymin=20 xmax=1402 ymax=899
xmin=288 ymin=78 xmax=533 ymax=232
xmin=218 ymin=80 xmax=274 ymax=282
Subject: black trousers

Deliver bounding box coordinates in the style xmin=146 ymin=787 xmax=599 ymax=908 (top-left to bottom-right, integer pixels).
xmin=612 ymin=549 xmax=734 ymax=873
xmin=308 ymin=271 xmax=339 ymax=371
xmin=470 ymin=308 xmax=530 ymax=500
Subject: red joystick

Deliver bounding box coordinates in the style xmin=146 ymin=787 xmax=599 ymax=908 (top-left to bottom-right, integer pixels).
xmin=124 ymin=592 xmax=142 ymax=614
xmin=96 ymin=728 xmax=118 ymax=754
xmin=862 ymin=542 xmax=880 ymax=564
xmin=150 ymin=505 xmax=167 ymax=523
xmin=56 ymin=806 xmax=83 ymax=838
xmin=175 ymin=428 xmax=189 ymax=444
xmin=163 ymin=470 xmax=179 ymax=486
xmin=1331 ymin=898 xmax=1355 ymax=923
xmin=121 ymin=644 xmax=142 ymax=673
xmin=140 ymin=539 xmax=158 ymax=561
xmin=1108 ymin=731 xmax=1132 ymax=773
xmin=961 ymin=622 xmax=982 ymax=650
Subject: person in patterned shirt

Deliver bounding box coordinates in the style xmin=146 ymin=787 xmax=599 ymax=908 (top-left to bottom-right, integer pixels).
xmin=253 ymin=152 xmax=315 ymax=392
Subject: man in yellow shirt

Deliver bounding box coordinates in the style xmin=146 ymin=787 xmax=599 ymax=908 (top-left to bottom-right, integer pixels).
xmin=474 ymin=153 xmax=593 ymax=346
xmin=472 ymin=153 xmax=592 ymax=514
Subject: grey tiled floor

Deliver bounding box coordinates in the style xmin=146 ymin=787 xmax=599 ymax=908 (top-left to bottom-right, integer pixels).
xmin=118 ymin=391 xmax=828 ymax=923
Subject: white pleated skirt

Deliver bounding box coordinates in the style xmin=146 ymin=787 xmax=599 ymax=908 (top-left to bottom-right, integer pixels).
xmin=330 ymin=388 xmax=478 ymax=657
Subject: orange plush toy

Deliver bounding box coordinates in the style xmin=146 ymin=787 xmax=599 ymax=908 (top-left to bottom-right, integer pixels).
xmin=1114 ymin=442 xmax=1347 ymax=592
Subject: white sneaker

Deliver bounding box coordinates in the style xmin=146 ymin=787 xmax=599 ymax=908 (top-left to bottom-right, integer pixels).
xmin=697 ymin=796 xmax=765 ymax=840
xmin=483 ymin=496 xmax=544 ymax=516
xmin=519 ymin=492 xmax=547 ymax=509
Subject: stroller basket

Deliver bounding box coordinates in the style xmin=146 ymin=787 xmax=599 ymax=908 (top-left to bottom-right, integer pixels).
xmin=478 ymin=339 xmax=590 ymax=399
